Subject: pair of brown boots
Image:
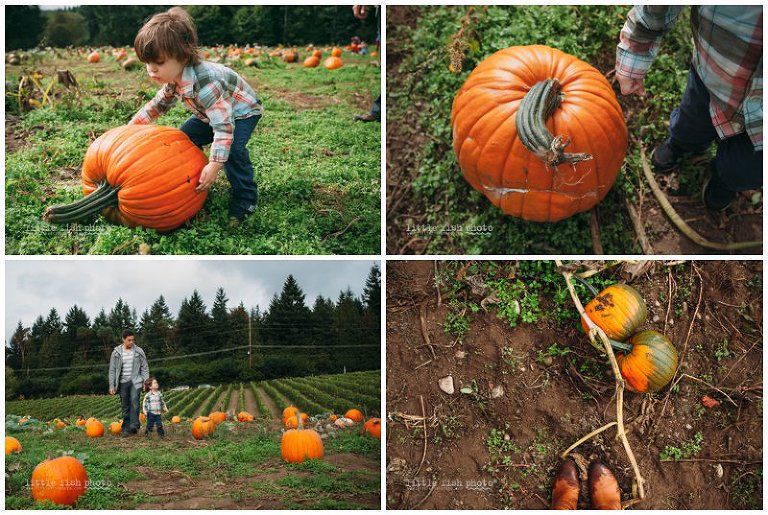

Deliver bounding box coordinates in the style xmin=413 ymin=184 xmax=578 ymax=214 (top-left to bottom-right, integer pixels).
xmin=551 ymin=460 xmax=622 ymax=510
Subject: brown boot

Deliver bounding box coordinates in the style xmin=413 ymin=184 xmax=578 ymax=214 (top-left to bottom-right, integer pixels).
xmin=588 ymin=461 xmax=622 ymax=509
xmin=550 ymin=459 xmax=579 ymax=509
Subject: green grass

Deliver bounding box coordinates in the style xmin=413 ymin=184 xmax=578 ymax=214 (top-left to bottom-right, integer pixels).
xmin=389 ymin=5 xmax=705 ymax=254
xmin=5 ymin=416 xmax=380 ymax=509
xmin=5 ymin=50 xmax=380 ymax=255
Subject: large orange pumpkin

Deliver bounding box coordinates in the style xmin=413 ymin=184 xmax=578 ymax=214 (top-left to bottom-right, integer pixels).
xmin=209 ymin=411 xmax=228 ymax=424
xmin=192 ymin=416 xmax=215 ymax=439
xmin=345 ymin=409 xmax=364 ymax=422
xmin=363 ymin=418 xmax=382 ymax=439
xmin=31 ymin=456 xmax=88 ymax=506
xmin=580 ymin=282 xmax=647 ymax=341
xmin=614 ymin=330 xmax=678 ymax=394
xmin=324 ymin=57 xmax=343 ymax=70
xmin=451 ymin=45 xmax=627 ymax=222
xmin=5 ymin=436 xmax=22 ymax=455
xmin=85 ymin=420 xmax=104 ymax=438
xmin=303 ymin=56 xmax=320 ymax=68
xmin=109 ymin=421 xmax=122 ymax=434
xmin=43 ymin=125 xmax=208 ymax=232
xmin=281 ymin=427 xmax=324 ymax=463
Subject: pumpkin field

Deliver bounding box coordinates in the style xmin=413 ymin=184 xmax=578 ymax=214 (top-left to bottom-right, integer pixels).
xmin=5 ymin=43 xmax=380 ymax=254
xmin=5 ymin=370 xmax=381 ymax=509
xmin=386 ymin=261 xmax=762 ymax=509
xmin=386 ymin=6 xmax=762 ymax=255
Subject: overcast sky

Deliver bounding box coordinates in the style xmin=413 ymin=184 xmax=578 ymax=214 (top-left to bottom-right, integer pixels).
xmin=6 ymin=260 xmax=377 ymax=341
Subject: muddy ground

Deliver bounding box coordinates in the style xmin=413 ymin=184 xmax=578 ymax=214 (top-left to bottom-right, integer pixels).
xmin=386 ymin=260 xmax=762 ymax=509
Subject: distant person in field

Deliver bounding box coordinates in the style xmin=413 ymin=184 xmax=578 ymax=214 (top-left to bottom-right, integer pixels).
xmin=352 ymin=5 xmax=380 ymax=123
xmin=142 ymin=377 xmax=168 ymax=438
xmin=108 ymin=330 xmax=149 ymax=436
xmin=615 ymin=6 xmax=762 ymax=211
xmin=129 ymin=7 xmax=263 ymax=225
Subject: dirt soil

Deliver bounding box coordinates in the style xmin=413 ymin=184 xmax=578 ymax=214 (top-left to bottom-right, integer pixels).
xmin=243 ymin=387 xmax=260 ymax=416
xmin=386 ymin=260 xmax=763 ymax=509
xmin=255 ymin=386 xmax=281 ymax=419
xmin=385 ymin=7 xmax=762 ymax=255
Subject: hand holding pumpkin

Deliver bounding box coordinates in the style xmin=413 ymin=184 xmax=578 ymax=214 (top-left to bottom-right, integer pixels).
xmin=196 ymin=161 xmax=224 ymax=192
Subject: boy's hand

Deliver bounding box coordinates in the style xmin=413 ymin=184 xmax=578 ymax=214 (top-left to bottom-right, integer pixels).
xmin=196 ymin=162 xmax=223 ymax=192
xmin=616 ymin=73 xmax=646 ymax=97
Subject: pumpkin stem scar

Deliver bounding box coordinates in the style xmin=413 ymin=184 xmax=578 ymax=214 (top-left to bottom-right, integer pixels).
xmin=516 ymin=79 xmax=594 ymax=167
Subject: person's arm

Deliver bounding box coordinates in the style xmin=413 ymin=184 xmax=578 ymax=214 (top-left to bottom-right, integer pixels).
xmin=108 ymin=351 xmax=117 ymax=394
xmin=615 ymin=6 xmax=685 ymax=95
xmin=142 ymin=393 xmax=149 ymax=415
xmin=139 ymin=351 xmax=149 ymax=385
xmin=129 ymin=83 xmax=178 ymax=125
xmin=195 ymin=81 xmax=234 ymax=191
xmin=161 ymin=393 xmax=168 ymax=412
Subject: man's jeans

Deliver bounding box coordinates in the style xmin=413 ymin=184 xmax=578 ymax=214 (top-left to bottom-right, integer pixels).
xmin=119 ymin=381 xmax=140 ymax=433
xmin=180 ymin=114 xmax=261 ymax=218
xmin=668 ymin=66 xmax=762 ymax=192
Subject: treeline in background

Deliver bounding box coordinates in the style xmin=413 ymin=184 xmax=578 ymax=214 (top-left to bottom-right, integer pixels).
xmin=6 ymin=5 xmax=380 ymax=50
xmin=6 ymin=266 xmax=381 ymax=399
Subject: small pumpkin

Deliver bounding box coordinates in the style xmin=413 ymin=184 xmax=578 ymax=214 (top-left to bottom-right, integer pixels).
xmin=139 ymin=413 xmax=146 ymax=425
xmin=303 ymin=56 xmax=320 ymax=68
xmin=334 ymin=417 xmax=355 ymax=428
xmin=75 ymin=419 xmax=87 ymax=427
xmin=312 ymin=49 xmax=322 ymax=58
xmin=331 ymin=47 xmax=342 ymax=57
xmin=87 ymin=51 xmax=100 ymax=63
xmin=363 ymin=418 xmax=381 ymax=439
xmin=281 ymin=415 xmax=324 ymax=464
xmin=53 ymin=419 xmax=67 ymax=429
xmin=192 ymin=416 xmax=215 ymax=440
xmin=43 ymin=125 xmax=208 ymax=232
xmin=323 ymin=56 xmax=343 ymax=70
xmin=109 ymin=421 xmax=122 ymax=434
xmin=329 ymin=414 xmax=338 ymax=422
xmin=282 ymin=406 xmax=300 ymax=419
xmin=31 ymin=456 xmax=88 ymax=506
xmin=5 ymin=436 xmax=22 ymax=455
xmin=451 ymin=45 xmax=627 ymax=222
xmin=85 ymin=420 xmax=104 ymax=438
xmin=345 ymin=409 xmax=364 ymax=423
xmin=171 ymin=416 xmax=182 ymax=424
xmin=237 ymin=411 xmax=254 ymax=422
xmin=282 ymin=51 xmax=298 ymax=63
xmin=209 ymin=411 xmax=228 ymax=425
xmin=580 ymin=282 xmax=647 ymax=342
xmin=614 ymin=330 xmax=678 ymax=394
xmin=284 ymin=415 xmax=299 ymax=429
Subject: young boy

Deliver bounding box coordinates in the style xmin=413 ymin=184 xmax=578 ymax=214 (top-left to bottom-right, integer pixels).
xmin=130 ymin=7 xmax=263 ymax=224
xmin=142 ymin=377 xmax=168 ymax=437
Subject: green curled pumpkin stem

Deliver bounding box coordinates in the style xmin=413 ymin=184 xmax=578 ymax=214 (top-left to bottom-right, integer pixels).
xmin=516 ymin=79 xmax=593 ymax=167
xmin=571 ymin=273 xmax=600 ymax=297
xmin=606 ymin=337 xmax=633 ymax=353
xmin=43 ymin=181 xmax=120 ymax=224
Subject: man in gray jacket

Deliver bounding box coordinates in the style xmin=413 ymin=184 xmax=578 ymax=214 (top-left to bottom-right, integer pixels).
xmin=108 ymin=330 xmax=149 ymax=436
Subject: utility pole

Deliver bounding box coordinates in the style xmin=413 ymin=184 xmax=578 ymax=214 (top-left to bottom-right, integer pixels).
xmin=248 ymin=309 xmax=252 ymax=369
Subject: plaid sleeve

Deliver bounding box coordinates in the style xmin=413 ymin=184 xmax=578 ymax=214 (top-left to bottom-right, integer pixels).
xmin=197 ymin=81 xmax=234 ymax=163
xmin=130 ymin=84 xmax=178 ymax=125
xmin=616 ymin=5 xmax=685 ymax=79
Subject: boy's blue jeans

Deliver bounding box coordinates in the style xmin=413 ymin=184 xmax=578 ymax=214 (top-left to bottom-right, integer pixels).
xmin=668 ymin=66 xmax=762 ymax=192
xmin=145 ymin=412 xmax=165 ymax=436
xmin=180 ymin=114 xmax=261 ymax=218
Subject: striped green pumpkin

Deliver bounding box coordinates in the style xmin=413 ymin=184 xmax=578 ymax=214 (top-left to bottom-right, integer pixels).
xmin=616 ymin=331 xmax=678 ymax=393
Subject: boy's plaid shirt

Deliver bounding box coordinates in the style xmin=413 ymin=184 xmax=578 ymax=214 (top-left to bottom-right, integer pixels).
xmin=131 ymin=61 xmax=263 ymax=162
xmin=616 ymin=6 xmax=762 ymax=151
xmin=142 ymin=391 xmax=167 ymax=415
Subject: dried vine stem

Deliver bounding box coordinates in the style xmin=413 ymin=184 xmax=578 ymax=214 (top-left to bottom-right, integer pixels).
xmin=556 ymin=260 xmax=646 ymax=502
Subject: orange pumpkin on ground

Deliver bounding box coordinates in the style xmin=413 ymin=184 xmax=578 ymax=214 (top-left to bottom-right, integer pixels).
xmin=451 ymin=45 xmax=627 ymax=222
xmin=282 ymin=406 xmax=300 ymax=419
xmin=31 ymin=456 xmax=88 ymax=506
xmin=43 ymin=125 xmax=209 ymax=232
xmin=363 ymin=418 xmax=382 ymax=439
xmin=171 ymin=416 xmax=182 ymax=424
xmin=75 ymin=419 xmax=87 ymax=427
xmin=209 ymin=411 xmax=228 ymax=424
xmin=87 ymin=51 xmax=100 ymax=63
xmin=192 ymin=416 xmax=215 ymax=440
xmin=5 ymin=436 xmax=22 ymax=455
xmin=578 ymin=279 xmax=647 ymax=342
xmin=345 ymin=409 xmax=364 ymax=423
xmin=303 ymin=56 xmax=320 ymax=68
xmin=281 ymin=415 xmax=324 ymax=464
xmin=85 ymin=420 xmax=104 ymax=438
xmin=331 ymin=47 xmax=342 ymax=57
xmin=282 ymin=51 xmax=298 ymax=63
xmin=324 ymin=57 xmax=343 ymax=70
xmin=139 ymin=413 xmax=146 ymax=425
xmin=237 ymin=411 xmax=254 ymax=422
xmin=614 ymin=331 xmax=678 ymax=394
xmin=312 ymin=49 xmax=322 ymax=58
xmin=109 ymin=421 xmax=122 ymax=434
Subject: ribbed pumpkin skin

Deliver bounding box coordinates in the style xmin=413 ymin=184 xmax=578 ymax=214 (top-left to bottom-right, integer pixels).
xmin=363 ymin=418 xmax=382 ymax=439
xmin=345 ymin=409 xmax=364 ymax=422
xmin=451 ymin=45 xmax=627 ymax=222
xmin=81 ymin=125 xmax=208 ymax=232
xmin=85 ymin=420 xmax=104 ymax=438
xmin=617 ymin=331 xmax=678 ymax=393
xmin=31 ymin=456 xmax=88 ymax=506
xmin=6 ymin=436 xmax=22 ymax=455
xmin=192 ymin=416 xmax=215 ymax=439
xmin=281 ymin=428 xmax=324 ymax=463
xmin=581 ymin=283 xmax=647 ymax=341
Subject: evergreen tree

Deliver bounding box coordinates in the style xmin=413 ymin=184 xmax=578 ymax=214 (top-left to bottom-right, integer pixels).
xmin=262 ymin=275 xmax=311 ymax=347
xmin=6 ymin=6 xmax=46 ymax=49
xmin=177 ymin=290 xmax=211 ymax=356
xmin=7 ymin=321 xmax=29 ymax=371
xmin=211 ymin=287 xmax=230 ymax=339
xmin=92 ymin=308 xmax=115 ymax=360
xmin=362 ymin=264 xmax=381 ymax=315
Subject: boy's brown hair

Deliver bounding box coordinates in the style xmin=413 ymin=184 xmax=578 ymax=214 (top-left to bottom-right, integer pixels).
xmin=134 ymin=7 xmax=201 ymax=65
xmin=144 ymin=376 xmax=158 ymax=390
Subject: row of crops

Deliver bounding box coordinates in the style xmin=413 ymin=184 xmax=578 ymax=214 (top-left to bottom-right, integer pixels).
xmin=6 ymin=370 xmax=381 ymax=421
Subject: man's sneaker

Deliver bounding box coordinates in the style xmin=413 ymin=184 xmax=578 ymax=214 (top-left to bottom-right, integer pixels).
xmin=702 ymin=165 xmax=735 ymax=211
